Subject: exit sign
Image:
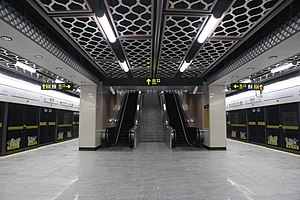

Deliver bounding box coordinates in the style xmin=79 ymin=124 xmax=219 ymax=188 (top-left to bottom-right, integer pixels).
xmin=41 ymin=83 xmax=73 ymax=90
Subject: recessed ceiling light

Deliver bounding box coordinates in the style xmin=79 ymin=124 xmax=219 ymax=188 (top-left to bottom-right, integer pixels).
xmin=232 ymin=75 xmax=238 ymax=78
xmin=247 ymin=67 xmax=254 ymax=71
xmin=1 ymin=36 xmax=12 ymax=41
xmin=70 ymin=75 xmax=75 ymax=78
xmin=55 ymin=67 xmax=62 ymax=70
xmin=34 ymin=55 xmax=43 ymax=59
xmin=269 ymin=56 xmax=278 ymax=60
xmin=81 ymin=81 xmax=86 ymax=84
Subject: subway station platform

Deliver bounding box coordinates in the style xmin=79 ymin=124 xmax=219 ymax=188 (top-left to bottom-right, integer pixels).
xmin=0 ymin=139 xmax=299 ymax=200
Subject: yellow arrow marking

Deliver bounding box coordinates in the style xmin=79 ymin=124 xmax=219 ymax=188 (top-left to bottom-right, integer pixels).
xmin=234 ymin=84 xmax=238 ymax=89
xmin=67 ymin=85 xmax=71 ymax=89
xmin=146 ymin=78 xmax=151 ymax=85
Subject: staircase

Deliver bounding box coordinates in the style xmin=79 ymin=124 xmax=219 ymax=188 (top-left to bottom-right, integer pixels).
xmin=117 ymin=92 xmax=138 ymax=145
xmin=139 ymin=93 xmax=165 ymax=142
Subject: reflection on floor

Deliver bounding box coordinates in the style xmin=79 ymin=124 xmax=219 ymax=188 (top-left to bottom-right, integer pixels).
xmin=0 ymin=139 xmax=300 ymax=200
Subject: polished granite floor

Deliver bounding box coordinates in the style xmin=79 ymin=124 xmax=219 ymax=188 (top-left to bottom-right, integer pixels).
xmin=0 ymin=139 xmax=300 ymax=200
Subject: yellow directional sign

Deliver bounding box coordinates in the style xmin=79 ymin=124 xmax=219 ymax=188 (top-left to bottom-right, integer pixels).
xmin=145 ymin=78 xmax=161 ymax=86
xmin=41 ymin=83 xmax=73 ymax=90
xmin=146 ymin=78 xmax=151 ymax=85
xmin=230 ymin=83 xmax=263 ymax=91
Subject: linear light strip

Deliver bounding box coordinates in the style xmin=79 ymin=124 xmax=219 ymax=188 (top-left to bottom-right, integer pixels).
xmin=97 ymin=14 xmax=116 ymax=43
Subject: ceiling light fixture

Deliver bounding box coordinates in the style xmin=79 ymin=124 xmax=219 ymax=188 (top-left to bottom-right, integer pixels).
xmin=179 ymin=61 xmax=192 ymax=72
xmin=269 ymin=56 xmax=278 ymax=60
xmin=271 ymin=63 xmax=293 ymax=73
xmin=110 ymin=86 xmax=116 ymax=95
xmin=118 ymin=61 xmax=129 ymax=72
xmin=247 ymin=67 xmax=254 ymax=71
xmin=55 ymin=79 xmax=64 ymax=83
xmin=70 ymin=75 xmax=76 ymax=78
xmin=192 ymin=86 xmax=198 ymax=94
xmin=97 ymin=14 xmax=116 ymax=43
xmin=197 ymin=16 xmax=219 ymax=43
xmin=15 ymin=61 xmax=36 ymax=73
xmin=81 ymin=81 xmax=86 ymax=84
xmin=242 ymin=79 xmax=251 ymax=83
xmin=34 ymin=55 xmax=43 ymax=59
xmin=55 ymin=67 xmax=62 ymax=70
xmin=1 ymin=36 xmax=12 ymax=41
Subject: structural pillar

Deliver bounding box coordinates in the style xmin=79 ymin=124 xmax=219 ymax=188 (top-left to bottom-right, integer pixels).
xmin=203 ymin=85 xmax=227 ymax=150
xmin=78 ymin=85 xmax=102 ymax=150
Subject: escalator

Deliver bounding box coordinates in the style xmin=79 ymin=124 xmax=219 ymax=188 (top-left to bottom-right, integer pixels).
xmin=164 ymin=93 xmax=187 ymax=146
xmin=117 ymin=92 xmax=138 ymax=145
xmin=164 ymin=93 xmax=203 ymax=147
xmin=103 ymin=92 xmax=138 ymax=147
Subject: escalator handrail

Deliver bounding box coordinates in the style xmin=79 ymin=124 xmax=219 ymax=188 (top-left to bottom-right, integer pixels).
xmin=173 ymin=93 xmax=193 ymax=146
xmin=160 ymin=92 xmax=176 ymax=149
xmin=112 ymin=93 xmax=129 ymax=146
xmin=174 ymin=94 xmax=204 ymax=146
xmin=129 ymin=92 xmax=143 ymax=148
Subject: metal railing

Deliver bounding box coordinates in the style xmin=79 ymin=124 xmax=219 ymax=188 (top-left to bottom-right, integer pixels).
xmin=159 ymin=92 xmax=176 ymax=149
xmin=129 ymin=92 xmax=143 ymax=149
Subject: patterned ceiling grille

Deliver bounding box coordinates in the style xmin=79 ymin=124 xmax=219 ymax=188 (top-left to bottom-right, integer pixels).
xmin=35 ymin=0 xmax=91 ymax=13
xmin=0 ymin=48 xmax=77 ymax=86
xmin=0 ymin=48 xmax=37 ymax=69
xmin=131 ymin=68 xmax=150 ymax=78
xmin=189 ymin=40 xmax=236 ymax=75
xmin=122 ymin=40 xmax=151 ymax=70
xmin=212 ymin=0 xmax=283 ymax=38
xmin=182 ymin=69 xmax=203 ymax=78
xmin=157 ymin=60 xmax=180 ymax=78
xmin=107 ymin=0 xmax=152 ymax=36
xmin=96 ymin=61 xmax=126 ymax=78
xmin=54 ymin=16 xmax=115 ymax=61
xmin=160 ymin=16 xmax=204 ymax=59
xmin=168 ymin=0 xmax=215 ymax=11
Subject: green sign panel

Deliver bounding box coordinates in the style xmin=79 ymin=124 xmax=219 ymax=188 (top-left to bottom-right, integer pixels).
xmin=229 ymin=83 xmax=263 ymax=91
xmin=41 ymin=83 xmax=73 ymax=90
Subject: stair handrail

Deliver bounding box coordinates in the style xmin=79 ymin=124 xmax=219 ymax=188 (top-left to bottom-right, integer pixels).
xmin=129 ymin=92 xmax=143 ymax=149
xmin=173 ymin=93 xmax=194 ymax=146
xmin=174 ymin=94 xmax=204 ymax=147
xmin=160 ymin=92 xmax=176 ymax=149
xmin=112 ymin=93 xmax=129 ymax=146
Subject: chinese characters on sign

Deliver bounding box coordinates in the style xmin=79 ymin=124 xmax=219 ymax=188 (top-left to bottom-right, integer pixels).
xmin=146 ymin=78 xmax=161 ymax=86
xmin=41 ymin=83 xmax=73 ymax=91
xmin=229 ymin=83 xmax=264 ymax=91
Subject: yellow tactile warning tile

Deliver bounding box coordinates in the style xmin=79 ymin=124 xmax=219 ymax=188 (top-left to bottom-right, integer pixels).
xmin=228 ymin=139 xmax=300 ymax=157
xmin=0 ymin=138 xmax=78 ymax=159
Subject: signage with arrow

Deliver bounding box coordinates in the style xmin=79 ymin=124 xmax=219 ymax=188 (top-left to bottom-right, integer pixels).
xmin=41 ymin=83 xmax=73 ymax=91
xmin=145 ymin=78 xmax=160 ymax=86
xmin=229 ymin=83 xmax=264 ymax=91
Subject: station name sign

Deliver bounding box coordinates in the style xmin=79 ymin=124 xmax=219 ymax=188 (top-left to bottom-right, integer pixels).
xmin=229 ymin=83 xmax=264 ymax=91
xmin=41 ymin=83 xmax=73 ymax=90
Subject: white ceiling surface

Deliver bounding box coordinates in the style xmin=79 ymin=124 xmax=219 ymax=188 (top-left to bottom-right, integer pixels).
xmin=211 ymin=31 xmax=300 ymax=86
xmin=0 ymin=19 xmax=96 ymax=86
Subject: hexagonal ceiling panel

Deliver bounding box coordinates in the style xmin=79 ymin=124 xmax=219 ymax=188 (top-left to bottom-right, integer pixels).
xmin=31 ymin=0 xmax=286 ymax=81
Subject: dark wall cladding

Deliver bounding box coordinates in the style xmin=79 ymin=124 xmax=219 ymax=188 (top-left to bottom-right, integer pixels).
xmin=227 ymin=102 xmax=300 ymax=154
xmin=0 ymin=101 xmax=79 ymax=156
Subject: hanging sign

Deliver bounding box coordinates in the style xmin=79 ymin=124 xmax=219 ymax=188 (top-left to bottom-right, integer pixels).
xmin=229 ymin=83 xmax=263 ymax=91
xmin=41 ymin=83 xmax=73 ymax=91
